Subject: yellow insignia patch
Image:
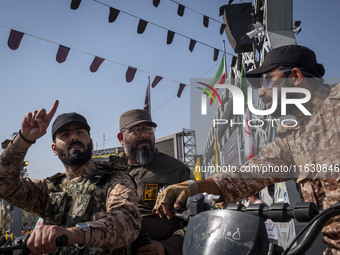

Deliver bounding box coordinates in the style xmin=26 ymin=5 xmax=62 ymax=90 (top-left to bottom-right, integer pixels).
xmin=145 ymin=184 xmax=158 ymax=200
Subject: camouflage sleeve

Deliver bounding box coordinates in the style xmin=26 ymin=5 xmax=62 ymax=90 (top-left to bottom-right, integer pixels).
xmin=87 ymin=171 xmax=142 ymax=248
xmin=0 ymin=140 xmax=46 ymax=216
xmin=211 ymin=136 xmax=293 ymax=203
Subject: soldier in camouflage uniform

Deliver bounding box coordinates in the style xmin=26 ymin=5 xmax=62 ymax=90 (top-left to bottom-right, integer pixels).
xmin=117 ymin=109 xmax=192 ymax=255
xmin=154 ymin=45 xmax=340 ymax=255
xmin=0 ymin=100 xmax=141 ymax=254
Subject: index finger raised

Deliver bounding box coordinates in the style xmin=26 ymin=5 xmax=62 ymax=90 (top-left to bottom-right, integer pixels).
xmin=46 ymin=100 xmax=59 ymax=123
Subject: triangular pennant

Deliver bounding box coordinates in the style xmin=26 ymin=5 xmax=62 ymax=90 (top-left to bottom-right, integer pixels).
xmin=189 ymin=39 xmax=196 ymax=52
xmin=177 ymin=4 xmax=185 ymax=16
xmin=177 ymin=83 xmax=186 ymax=98
xmin=126 ymin=66 xmax=137 ymax=83
xmin=213 ymin=48 xmax=219 ymax=61
xmin=153 ymin=0 xmax=160 ymax=7
xmin=167 ymin=30 xmax=175 ymax=44
xmin=152 ymin=76 xmax=163 ymax=88
xmin=203 ymin=16 xmax=209 ymax=28
xmin=56 ymin=45 xmax=70 ymax=63
xmin=137 ymin=19 xmax=148 ymax=34
xmin=70 ymin=0 xmax=82 ymax=10
xmin=7 ymin=30 xmax=24 ymax=50
xmin=90 ymin=56 xmax=105 ymax=72
xmin=220 ymin=23 xmax=227 ymax=35
xmin=109 ymin=7 xmax=120 ymax=23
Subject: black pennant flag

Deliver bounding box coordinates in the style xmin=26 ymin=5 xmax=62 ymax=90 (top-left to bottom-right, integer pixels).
xmin=7 ymin=30 xmax=24 ymax=50
xmin=56 ymin=45 xmax=70 ymax=63
xmin=109 ymin=7 xmax=120 ymax=23
xmin=177 ymin=83 xmax=186 ymax=98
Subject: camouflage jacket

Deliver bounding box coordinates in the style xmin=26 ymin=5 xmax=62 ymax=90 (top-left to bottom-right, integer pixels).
xmin=211 ymin=84 xmax=340 ymax=250
xmin=0 ymin=142 xmax=142 ymax=254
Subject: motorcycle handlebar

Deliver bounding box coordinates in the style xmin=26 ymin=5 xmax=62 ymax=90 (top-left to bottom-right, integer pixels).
xmin=0 ymin=234 xmax=69 ymax=254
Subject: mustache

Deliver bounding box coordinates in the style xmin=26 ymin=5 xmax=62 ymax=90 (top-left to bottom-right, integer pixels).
xmin=137 ymin=139 xmax=152 ymax=146
xmin=67 ymin=141 xmax=85 ymax=150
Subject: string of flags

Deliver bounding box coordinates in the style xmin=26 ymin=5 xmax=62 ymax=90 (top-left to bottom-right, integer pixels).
xmin=70 ymin=0 xmax=227 ymax=36
xmin=6 ymin=27 xmax=192 ymax=98
xmin=93 ymin=0 xmax=233 ymax=61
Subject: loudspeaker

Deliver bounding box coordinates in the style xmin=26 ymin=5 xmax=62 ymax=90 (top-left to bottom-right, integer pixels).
xmin=220 ymin=3 xmax=255 ymax=53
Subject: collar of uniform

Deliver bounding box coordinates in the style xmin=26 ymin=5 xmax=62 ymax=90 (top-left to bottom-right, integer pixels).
xmin=293 ymin=84 xmax=330 ymax=124
xmin=64 ymin=160 xmax=97 ymax=180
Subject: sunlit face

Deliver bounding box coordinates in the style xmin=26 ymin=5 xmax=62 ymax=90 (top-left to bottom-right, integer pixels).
xmin=52 ymin=123 xmax=93 ymax=167
xmin=120 ymin=123 xmax=156 ymax=166
xmin=258 ymin=68 xmax=294 ymax=117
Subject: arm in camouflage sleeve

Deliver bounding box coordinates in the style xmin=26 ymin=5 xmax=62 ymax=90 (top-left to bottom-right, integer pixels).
xmin=154 ymin=135 xmax=292 ymax=219
xmin=86 ymin=171 xmax=142 ymax=248
xmin=0 ymin=136 xmax=47 ymax=217
xmin=210 ymin=135 xmax=294 ymax=203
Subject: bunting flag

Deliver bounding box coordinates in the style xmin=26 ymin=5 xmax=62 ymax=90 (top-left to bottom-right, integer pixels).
xmin=189 ymin=39 xmax=196 ymax=52
xmin=203 ymin=15 xmax=209 ymax=28
xmin=126 ymin=66 xmax=137 ymax=82
xmin=177 ymin=83 xmax=186 ymax=98
xmin=90 ymin=56 xmax=105 ymax=72
xmin=108 ymin=7 xmax=120 ymax=23
xmin=56 ymin=45 xmax=70 ymax=63
xmin=152 ymin=75 xmax=163 ymax=88
xmin=137 ymin=19 xmax=148 ymax=34
xmin=167 ymin=30 xmax=175 ymax=44
xmin=213 ymin=48 xmax=219 ymax=61
xmin=8 ymin=29 xmax=24 ymax=50
xmin=4 ymin=25 xmax=210 ymax=100
xmin=144 ymin=77 xmax=151 ymax=114
xmin=71 ymin=0 xmax=82 ymax=10
xmin=177 ymin=4 xmax=185 ymax=16
xmin=193 ymin=156 xmax=202 ymax=180
xmin=153 ymin=0 xmax=160 ymax=7
xmin=220 ymin=23 xmax=227 ymax=35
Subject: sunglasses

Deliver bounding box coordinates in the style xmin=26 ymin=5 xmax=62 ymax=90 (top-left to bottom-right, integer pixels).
xmin=261 ymin=69 xmax=292 ymax=89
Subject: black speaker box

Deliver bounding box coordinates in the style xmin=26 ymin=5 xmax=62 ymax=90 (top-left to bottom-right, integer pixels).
xmin=220 ymin=3 xmax=255 ymax=53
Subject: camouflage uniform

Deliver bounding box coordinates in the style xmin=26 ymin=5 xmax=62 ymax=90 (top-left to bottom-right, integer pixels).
xmin=127 ymin=150 xmax=191 ymax=255
xmin=0 ymin=140 xmax=142 ymax=254
xmin=210 ymin=84 xmax=340 ymax=254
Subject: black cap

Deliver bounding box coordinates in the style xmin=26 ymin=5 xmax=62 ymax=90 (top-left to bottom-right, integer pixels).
xmin=119 ymin=109 xmax=157 ymax=132
xmin=246 ymin=45 xmax=325 ymax=87
xmin=52 ymin=112 xmax=90 ymax=139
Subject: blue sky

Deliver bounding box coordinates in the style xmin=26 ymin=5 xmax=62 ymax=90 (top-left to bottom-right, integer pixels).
xmin=0 ymin=0 xmax=339 ymax=179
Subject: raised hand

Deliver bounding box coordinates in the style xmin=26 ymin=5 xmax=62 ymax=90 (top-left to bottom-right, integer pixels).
xmin=20 ymin=100 xmax=59 ymax=143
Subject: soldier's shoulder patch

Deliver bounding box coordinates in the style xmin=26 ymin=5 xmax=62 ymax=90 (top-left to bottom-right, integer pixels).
xmin=144 ymin=184 xmax=158 ymax=201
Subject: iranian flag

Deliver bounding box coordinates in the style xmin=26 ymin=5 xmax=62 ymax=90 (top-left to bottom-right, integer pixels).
xmin=208 ymin=55 xmax=226 ymax=105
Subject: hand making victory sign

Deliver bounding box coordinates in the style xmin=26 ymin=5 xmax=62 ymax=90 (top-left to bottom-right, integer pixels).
xmin=20 ymin=100 xmax=59 ymax=144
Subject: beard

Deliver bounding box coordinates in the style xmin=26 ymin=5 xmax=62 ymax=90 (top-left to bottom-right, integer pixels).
xmin=124 ymin=138 xmax=155 ymax=166
xmin=56 ymin=141 xmax=92 ymax=167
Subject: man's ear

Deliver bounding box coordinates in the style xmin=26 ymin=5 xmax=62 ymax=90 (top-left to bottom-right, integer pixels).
xmin=291 ymin=68 xmax=304 ymax=87
xmin=117 ymin=133 xmax=124 ymax=146
xmin=52 ymin=144 xmax=58 ymax=156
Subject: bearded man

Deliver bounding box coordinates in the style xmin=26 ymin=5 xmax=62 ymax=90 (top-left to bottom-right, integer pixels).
xmin=117 ymin=109 xmax=193 ymax=255
xmin=0 ymin=100 xmax=141 ymax=254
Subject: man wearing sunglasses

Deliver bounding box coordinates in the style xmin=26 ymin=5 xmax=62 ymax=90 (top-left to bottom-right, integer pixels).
xmin=154 ymin=45 xmax=340 ymax=254
xmin=117 ymin=109 xmax=192 ymax=255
